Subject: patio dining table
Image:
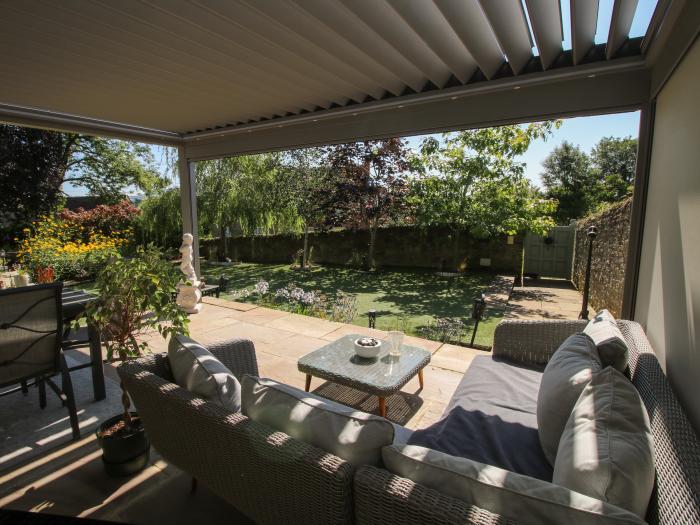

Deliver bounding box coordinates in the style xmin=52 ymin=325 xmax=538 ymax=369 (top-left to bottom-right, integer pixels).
xmin=61 ymin=288 xmax=106 ymax=401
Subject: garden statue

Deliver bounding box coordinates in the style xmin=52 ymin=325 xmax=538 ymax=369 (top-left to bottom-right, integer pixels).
xmin=176 ymin=233 xmax=202 ymax=313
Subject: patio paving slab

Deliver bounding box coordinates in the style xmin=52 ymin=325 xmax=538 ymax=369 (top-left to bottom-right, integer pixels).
xmin=266 ymin=312 xmax=343 ymax=338
xmin=430 ymin=344 xmax=489 ymax=374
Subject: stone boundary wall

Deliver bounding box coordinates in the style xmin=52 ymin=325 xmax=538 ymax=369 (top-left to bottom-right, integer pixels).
xmin=201 ymin=225 xmax=523 ymax=274
xmin=573 ymin=197 xmax=633 ymax=318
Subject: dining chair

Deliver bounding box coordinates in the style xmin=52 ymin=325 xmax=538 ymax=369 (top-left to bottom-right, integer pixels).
xmin=0 ymin=282 xmax=80 ymax=440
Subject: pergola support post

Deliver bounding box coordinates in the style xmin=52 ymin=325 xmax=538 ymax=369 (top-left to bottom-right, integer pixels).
xmin=178 ymin=145 xmax=200 ymax=277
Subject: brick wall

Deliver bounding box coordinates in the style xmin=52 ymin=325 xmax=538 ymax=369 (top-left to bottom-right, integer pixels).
xmin=201 ymin=225 xmax=523 ymax=274
xmin=573 ymin=197 xmax=632 ymax=317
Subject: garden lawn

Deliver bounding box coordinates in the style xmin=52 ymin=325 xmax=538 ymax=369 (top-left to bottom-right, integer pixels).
xmin=202 ymin=262 xmax=506 ymax=347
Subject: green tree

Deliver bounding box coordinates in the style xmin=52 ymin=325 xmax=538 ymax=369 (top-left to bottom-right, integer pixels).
xmin=325 ymin=138 xmax=411 ymax=270
xmin=135 ymin=188 xmax=183 ymax=252
xmin=279 ymin=147 xmax=335 ymax=268
xmin=540 ymin=141 xmax=595 ymax=223
xmin=590 ymin=136 xmax=637 ymax=204
xmin=1 ymin=124 xmax=166 ymax=242
xmin=0 ymin=125 xmax=66 ymax=243
xmin=412 ymin=123 xmax=558 ymax=269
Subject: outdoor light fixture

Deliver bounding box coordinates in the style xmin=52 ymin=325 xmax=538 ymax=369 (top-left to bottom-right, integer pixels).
xmin=579 ymin=225 xmax=599 ymax=320
xmin=470 ymin=294 xmax=487 ymax=347
xmin=368 ymin=309 xmax=377 ymax=329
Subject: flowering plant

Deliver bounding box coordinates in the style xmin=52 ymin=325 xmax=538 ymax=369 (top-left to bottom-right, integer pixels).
xmin=17 ymin=214 xmax=130 ymax=281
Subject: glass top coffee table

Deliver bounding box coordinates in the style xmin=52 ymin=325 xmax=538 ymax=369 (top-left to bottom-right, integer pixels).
xmin=298 ymin=334 xmax=431 ymax=417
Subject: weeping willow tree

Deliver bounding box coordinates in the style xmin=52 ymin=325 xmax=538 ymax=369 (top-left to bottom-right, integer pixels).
xmin=196 ymin=153 xmax=301 ymax=257
xmin=134 ymin=188 xmax=182 ymax=252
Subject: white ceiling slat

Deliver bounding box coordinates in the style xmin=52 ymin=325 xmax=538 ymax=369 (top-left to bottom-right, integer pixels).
xmin=195 ymin=0 xmax=380 ymax=102
xmin=433 ymin=0 xmax=505 ymax=79
xmin=607 ymin=0 xmax=640 ymax=59
xmin=524 ymin=0 xmax=564 ymax=69
xmin=571 ymin=0 xmax=599 ymax=64
xmin=340 ymin=0 xmax=452 ymax=88
xmin=294 ymin=0 xmax=427 ymax=92
xmin=387 ymin=0 xmax=478 ymax=84
xmin=477 ymin=0 xmax=533 ymax=74
xmin=249 ymin=0 xmax=405 ymax=96
xmin=24 ymin=1 xmax=330 ymax=115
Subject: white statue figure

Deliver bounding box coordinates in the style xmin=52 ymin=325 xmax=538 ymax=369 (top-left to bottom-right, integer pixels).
xmin=176 ymin=233 xmax=202 ymax=314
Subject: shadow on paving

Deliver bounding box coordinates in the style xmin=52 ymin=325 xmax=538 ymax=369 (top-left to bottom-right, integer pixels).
xmin=312 ymin=381 xmax=423 ymax=425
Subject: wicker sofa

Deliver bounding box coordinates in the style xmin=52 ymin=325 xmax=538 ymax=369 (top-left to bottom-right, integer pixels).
xmin=119 ymin=320 xmax=700 ymax=525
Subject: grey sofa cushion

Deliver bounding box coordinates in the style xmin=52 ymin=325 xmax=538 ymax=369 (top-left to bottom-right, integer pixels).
xmin=241 ymin=375 xmax=395 ymax=465
xmin=554 ymin=367 xmax=655 ymax=519
xmin=584 ymin=310 xmax=629 ymax=372
xmin=410 ymin=356 xmax=551 ymax=481
xmin=537 ymin=334 xmax=602 ymax=464
xmin=167 ymin=334 xmax=241 ymax=411
xmin=383 ymin=444 xmax=645 ymax=525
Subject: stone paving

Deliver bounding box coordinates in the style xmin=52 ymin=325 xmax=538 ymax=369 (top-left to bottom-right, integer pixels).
xmin=505 ymin=277 xmax=593 ymax=320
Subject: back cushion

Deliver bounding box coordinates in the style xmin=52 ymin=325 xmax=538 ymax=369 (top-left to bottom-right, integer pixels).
xmin=583 ymin=310 xmax=629 ymax=372
xmin=168 ymin=334 xmax=241 ymax=412
xmin=554 ymin=367 xmax=655 ymax=519
xmin=241 ymin=375 xmax=394 ymax=465
xmin=537 ymin=334 xmax=602 ymax=464
xmin=382 ymin=445 xmax=645 ymax=525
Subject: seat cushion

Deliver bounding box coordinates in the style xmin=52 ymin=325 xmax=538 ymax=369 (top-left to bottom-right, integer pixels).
xmin=241 ymin=375 xmax=395 ymax=465
xmin=554 ymin=367 xmax=655 ymax=519
xmin=409 ymin=356 xmax=551 ymax=481
xmin=537 ymin=333 xmax=602 ymax=464
xmin=382 ymin=444 xmax=645 ymax=525
xmin=167 ymin=334 xmax=241 ymax=412
xmin=583 ymin=310 xmax=629 ymax=372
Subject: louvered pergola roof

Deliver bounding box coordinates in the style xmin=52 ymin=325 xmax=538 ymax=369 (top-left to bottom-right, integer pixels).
xmin=0 ymin=0 xmax=693 ymax=160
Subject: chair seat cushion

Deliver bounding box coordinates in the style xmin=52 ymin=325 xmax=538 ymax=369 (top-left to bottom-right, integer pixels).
xmin=241 ymin=375 xmax=395 ymax=465
xmin=167 ymin=334 xmax=241 ymax=412
xmin=554 ymin=367 xmax=656 ymax=519
xmin=383 ymin=444 xmax=645 ymax=525
xmin=409 ymin=356 xmax=551 ymax=481
xmin=537 ymin=333 xmax=602 ymax=464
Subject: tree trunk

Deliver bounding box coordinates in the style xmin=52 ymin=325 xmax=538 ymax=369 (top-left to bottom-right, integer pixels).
xmin=452 ymin=228 xmax=461 ymax=271
xmin=368 ymin=226 xmax=377 ymax=270
xmin=218 ymin=224 xmax=227 ymax=260
xmin=302 ymin=224 xmax=310 ymax=269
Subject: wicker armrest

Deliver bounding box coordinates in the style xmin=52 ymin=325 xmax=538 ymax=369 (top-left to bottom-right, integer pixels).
xmin=207 ymin=338 xmax=259 ymax=379
xmin=492 ymin=320 xmax=587 ymax=368
xmin=354 ymin=466 xmax=516 ymax=525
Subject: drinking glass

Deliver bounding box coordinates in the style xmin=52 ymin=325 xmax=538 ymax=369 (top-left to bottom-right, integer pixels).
xmin=388 ymin=330 xmax=404 ymax=357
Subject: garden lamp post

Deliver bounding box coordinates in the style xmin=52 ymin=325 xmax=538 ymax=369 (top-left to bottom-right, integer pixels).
xmin=470 ymin=294 xmax=487 ymax=347
xmin=579 ymin=226 xmax=598 ymax=320
xmin=368 ymin=309 xmax=377 ymax=329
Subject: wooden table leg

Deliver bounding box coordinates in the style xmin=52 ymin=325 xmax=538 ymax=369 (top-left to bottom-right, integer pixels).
xmin=418 ymin=368 xmax=424 ymax=390
xmin=88 ymin=323 xmax=106 ymax=401
xmin=378 ymin=397 xmax=386 ymax=418
xmin=305 ymin=374 xmax=312 ymax=392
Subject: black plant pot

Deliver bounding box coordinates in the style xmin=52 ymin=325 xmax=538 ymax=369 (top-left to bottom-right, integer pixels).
xmin=96 ymin=412 xmax=150 ymax=477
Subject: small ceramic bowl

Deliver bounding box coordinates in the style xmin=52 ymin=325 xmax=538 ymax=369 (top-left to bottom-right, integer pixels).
xmin=354 ymin=337 xmax=382 ymax=359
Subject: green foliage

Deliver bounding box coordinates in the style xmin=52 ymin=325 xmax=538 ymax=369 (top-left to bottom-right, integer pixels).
xmin=541 ymin=136 xmax=638 ymax=223
xmin=411 ymin=122 xmax=559 ymax=238
xmin=64 ymin=135 xmax=166 ymax=198
xmin=81 ymin=246 xmax=189 ymax=363
xmin=0 ymin=125 xmax=66 ymax=243
xmin=135 ymin=188 xmax=183 ymax=253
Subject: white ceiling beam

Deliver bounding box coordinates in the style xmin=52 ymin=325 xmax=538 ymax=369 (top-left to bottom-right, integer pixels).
xmin=571 ymin=0 xmax=600 ymax=65
xmin=478 ymin=0 xmax=534 ymax=75
xmin=607 ymin=0 xmax=639 ymax=59
xmin=434 ymin=0 xmax=505 ymax=79
xmin=524 ymin=0 xmax=564 ymax=69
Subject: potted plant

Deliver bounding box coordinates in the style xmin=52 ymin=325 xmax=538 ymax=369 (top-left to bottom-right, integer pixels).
xmin=81 ymin=246 xmax=189 ymax=476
